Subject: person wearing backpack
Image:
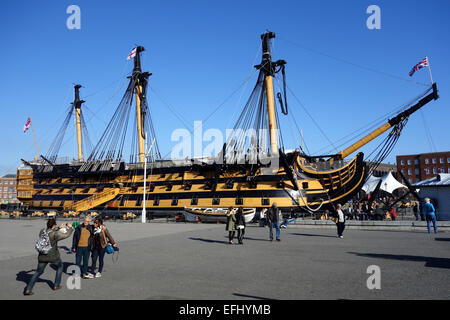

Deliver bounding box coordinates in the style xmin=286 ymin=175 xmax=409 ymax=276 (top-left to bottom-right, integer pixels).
xmin=24 ymin=218 xmax=73 ymax=295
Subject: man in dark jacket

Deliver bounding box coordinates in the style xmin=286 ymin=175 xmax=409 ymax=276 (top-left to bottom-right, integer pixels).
xmin=72 ymin=217 xmax=94 ymax=279
xmin=268 ymin=203 xmax=281 ymax=241
xmin=25 ymin=218 xmax=73 ymax=295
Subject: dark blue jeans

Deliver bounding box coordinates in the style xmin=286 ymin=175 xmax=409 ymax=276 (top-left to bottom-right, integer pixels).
xmin=269 ymin=222 xmax=280 ymax=240
xmin=26 ymin=259 xmax=63 ymax=291
xmin=426 ymin=214 xmax=438 ymax=233
xmin=91 ymin=247 xmax=106 ymax=274
xmin=76 ymin=247 xmax=90 ymax=275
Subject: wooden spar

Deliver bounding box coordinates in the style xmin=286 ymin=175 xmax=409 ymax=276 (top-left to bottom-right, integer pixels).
xmin=73 ymin=85 xmax=84 ymax=162
xmin=265 ymin=75 xmax=279 ymax=156
xmin=260 ymin=32 xmax=279 ymax=156
xmin=336 ymin=83 xmax=439 ymax=160
xmin=135 ymin=84 xmax=146 ymax=163
xmin=132 ymin=46 xmax=147 ymax=163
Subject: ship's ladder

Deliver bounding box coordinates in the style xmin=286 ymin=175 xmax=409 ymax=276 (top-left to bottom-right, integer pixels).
xmin=65 ymin=188 xmax=121 ymax=212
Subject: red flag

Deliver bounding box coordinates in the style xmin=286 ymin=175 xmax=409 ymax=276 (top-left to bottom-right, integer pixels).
xmin=23 ymin=117 xmax=31 ymax=133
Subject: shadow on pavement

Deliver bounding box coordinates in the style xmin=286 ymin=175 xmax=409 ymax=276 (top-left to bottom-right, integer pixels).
xmin=290 ymin=233 xmax=337 ymax=238
xmin=16 ymin=269 xmax=53 ymax=293
xmin=233 ymin=293 xmax=276 ymax=300
xmin=348 ymin=252 xmax=450 ymax=269
xmin=435 ymin=238 xmax=450 ymax=242
xmin=189 ymin=237 xmax=229 ymax=244
xmin=49 ymin=262 xmax=76 ymax=275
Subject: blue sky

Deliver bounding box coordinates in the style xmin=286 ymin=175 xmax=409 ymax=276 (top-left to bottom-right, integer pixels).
xmin=0 ymin=0 xmax=449 ymax=175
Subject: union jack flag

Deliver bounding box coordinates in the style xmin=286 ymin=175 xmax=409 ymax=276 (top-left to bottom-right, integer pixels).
xmin=409 ymin=57 xmax=429 ymax=77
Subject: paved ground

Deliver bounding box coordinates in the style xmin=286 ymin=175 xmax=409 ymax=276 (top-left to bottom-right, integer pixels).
xmin=0 ymin=219 xmax=449 ymax=300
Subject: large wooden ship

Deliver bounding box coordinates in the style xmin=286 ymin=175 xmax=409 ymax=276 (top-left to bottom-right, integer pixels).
xmin=16 ymin=32 xmax=439 ymax=217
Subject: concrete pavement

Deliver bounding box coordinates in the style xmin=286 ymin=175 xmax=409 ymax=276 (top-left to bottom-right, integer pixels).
xmin=0 ymin=219 xmax=448 ymax=300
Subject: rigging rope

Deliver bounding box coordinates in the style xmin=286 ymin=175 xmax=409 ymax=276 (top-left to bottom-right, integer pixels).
xmin=278 ymin=37 xmax=429 ymax=87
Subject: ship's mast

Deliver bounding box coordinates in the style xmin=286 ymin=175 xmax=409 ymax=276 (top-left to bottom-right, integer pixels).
xmin=255 ymin=32 xmax=286 ymax=156
xmin=73 ymin=84 xmax=85 ymax=162
xmin=261 ymin=32 xmax=278 ymax=156
xmin=132 ymin=46 xmax=151 ymax=163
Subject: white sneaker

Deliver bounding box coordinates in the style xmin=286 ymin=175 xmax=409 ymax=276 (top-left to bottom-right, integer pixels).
xmin=83 ymin=273 xmax=94 ymax=279
xmin=95 ymin=272 xmax=102 ymax=278
xmin=339 ymin=236 xmax=343 ymax=239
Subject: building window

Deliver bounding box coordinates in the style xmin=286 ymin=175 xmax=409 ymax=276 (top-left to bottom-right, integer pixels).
xmin=408 ymin=169 xmax=412 ymax=175
xmin=414 ymin=159 xmax=419 ymax=165
xmin=432 ymin=159 xmax=437 ymax=164
xmin=401 ymin=170 xmax=405 ymax=174
xmin=415 ymin=169 xmax=419 ymax=175
xmin=425 ymin=159 xmax=429 ymax=164
xmin=425 ymin=168 xmax=430 ymax=174
xmin=448 ymin=168 xmax=450 ymax=173
xmin=400 ymin=160 xmax=405 ymax=165
xmin=433 ymin=168 xmax=437 ymax=174
xmin=440 ymin=158 xmax=444 ymax=164
xmin=407 ymin=160 xmax=412 ymax=165
xmin=408 ymin=178 xmax=413 ymax=184
xmin=440 ymin=168 xmax=446 ymax=173
xmin=448 ymin=158 xmax=450 ymax=163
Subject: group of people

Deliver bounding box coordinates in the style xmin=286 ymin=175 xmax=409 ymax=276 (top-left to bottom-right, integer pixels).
xmin=330 ymin=197 xmax=439 ymax=237
xmin=226 ymin=203 xmax=287 ymax=244
xmin=24 ymin=216 xmax=117 ymax=295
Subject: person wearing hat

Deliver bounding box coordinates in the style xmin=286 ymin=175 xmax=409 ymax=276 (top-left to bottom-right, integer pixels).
xmin=268 ymin=202 xmax=281 ymax=241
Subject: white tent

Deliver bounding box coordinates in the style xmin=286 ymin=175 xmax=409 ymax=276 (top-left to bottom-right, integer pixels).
xmin=362 ymin=171 xmax=407 ymax=194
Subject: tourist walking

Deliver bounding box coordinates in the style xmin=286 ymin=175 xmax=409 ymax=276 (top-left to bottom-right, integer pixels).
xmin=24 ymin=219 xmax=73 ymax=295
xmin=72 ymin=216 xmax=94 ymax=278
xmin=268 ymin=203 xmax=281 ymax=241
xmin=226 ymin=207 xmax=236 ymax=244
xmin=423 ymin=198 xmax=438 ymax=234
xmin=90 ymin=218 xmax=117 ymax=278
xmin=335 ymin=204 xmax=346 ymax=238
xmin=235 ymin=207 xmax=246 ymax=244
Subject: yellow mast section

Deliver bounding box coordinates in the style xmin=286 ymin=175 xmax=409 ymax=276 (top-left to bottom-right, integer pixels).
xmin=337 ymin=83 xmax=438 ymax=160
xmin=265 ymin=75 xmax=278 ymax=156
xmin=135 ymin=85 xmax=146 ymax=163
xmin=73 ymin=85 xmax=84 ymax=162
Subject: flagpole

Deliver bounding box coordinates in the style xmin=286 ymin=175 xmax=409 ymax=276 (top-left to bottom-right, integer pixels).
xmin=426 ymin=56 xmax=434 ymax=85
xmin=30 ymin=117 xmax=40 ymax=161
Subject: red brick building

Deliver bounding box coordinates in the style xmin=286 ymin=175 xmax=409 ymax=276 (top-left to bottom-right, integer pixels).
xmin=396 ymin=151 xmax=450 ymax=184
